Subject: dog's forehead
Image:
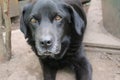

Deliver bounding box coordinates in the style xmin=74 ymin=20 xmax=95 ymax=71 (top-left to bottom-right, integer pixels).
xmin=32 ymin=0 xmax=59 ymax=12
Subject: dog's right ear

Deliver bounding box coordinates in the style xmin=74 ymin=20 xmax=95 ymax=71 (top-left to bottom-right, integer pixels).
xmin=28 ymin=0 xmax=37 ymax=4
xmin=20 ymin=4 xmax=32 ymax=38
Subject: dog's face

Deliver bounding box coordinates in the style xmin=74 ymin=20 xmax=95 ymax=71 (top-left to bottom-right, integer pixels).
xmin=20 ymin=0 xmax=85 ymax=59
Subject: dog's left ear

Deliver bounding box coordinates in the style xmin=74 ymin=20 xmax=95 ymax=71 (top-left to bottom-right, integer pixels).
xmin=20 ymin=7 xmax=27 ymax=38
xmin=66 ymin=5 xmax=86 ymax=35
xmin=20 ymin=4 xmax=32 ymax=38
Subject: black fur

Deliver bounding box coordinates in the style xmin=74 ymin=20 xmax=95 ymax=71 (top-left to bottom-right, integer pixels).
xmin=81 ymin=0 xmax=91 ymax=4
xmin=20 ymin=0 xmax=92 ymax=80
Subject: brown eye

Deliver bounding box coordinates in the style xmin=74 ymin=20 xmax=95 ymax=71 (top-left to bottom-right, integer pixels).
xmin=54 ymin=15 xmax=62 ymax=21
xmin=30 ymin=18 xmax=37 ymax=23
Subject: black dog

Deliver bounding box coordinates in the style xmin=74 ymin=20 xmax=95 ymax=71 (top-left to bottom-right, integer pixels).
xmin=20 ymin=0 xmax=92 ymax=80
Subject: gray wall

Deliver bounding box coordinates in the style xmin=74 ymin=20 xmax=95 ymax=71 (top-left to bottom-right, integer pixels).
xmin=102 ymin=0 xmax=120 ymax=39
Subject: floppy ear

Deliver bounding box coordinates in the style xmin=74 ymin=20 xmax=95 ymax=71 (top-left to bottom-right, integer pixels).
xmin=20 ymin=4 xmax=32 ymax=38
xmin=64 ymin=3 xmax=87 ymax=35
xmin=70 ymin=6 xmax=86 ymax=35
xmin=20 ymin=8 xmax=27 ymax=38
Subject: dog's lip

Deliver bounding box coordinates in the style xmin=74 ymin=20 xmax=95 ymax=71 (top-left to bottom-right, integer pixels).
xmin=37 ymin=51 xmax=55 ymax=58
xmin=37 ymin=50 xmax=60 ymax=56
xmin=37 ymin=51 xmax=51 ymax=55
xmin=43 ymin=51 xmax=52 ymax=55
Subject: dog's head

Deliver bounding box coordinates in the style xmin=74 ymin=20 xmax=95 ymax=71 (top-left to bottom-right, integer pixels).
xmin=20 ymin=0 xmax=86 ymax=59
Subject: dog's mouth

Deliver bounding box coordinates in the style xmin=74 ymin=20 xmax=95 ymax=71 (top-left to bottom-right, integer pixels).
xmin=36 ymin=45 xmax=61 ymax=58
xmin=38 ymin=51 xmax=56 ymax=55
xmin=37 ymin=50 xmax=60 ymax=59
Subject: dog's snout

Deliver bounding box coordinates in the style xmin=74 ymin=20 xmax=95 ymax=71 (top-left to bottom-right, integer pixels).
xmin=40 ymin=37 xmax=53 ymax=49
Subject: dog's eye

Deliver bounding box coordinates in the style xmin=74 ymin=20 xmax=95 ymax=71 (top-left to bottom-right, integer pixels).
xmin=30 ymin=18 xmax=38 ymax=23
xmin=54 ymin=15 xmax=62 ymax=22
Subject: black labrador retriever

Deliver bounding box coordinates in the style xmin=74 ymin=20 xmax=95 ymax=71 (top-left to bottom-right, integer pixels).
xmin=20 ymin=0 xmax=92 ymax=80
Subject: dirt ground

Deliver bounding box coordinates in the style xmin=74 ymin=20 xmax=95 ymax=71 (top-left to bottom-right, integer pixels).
xmin=86 ymin=49 xmax=120 ymax=80
xmin=0 ymin=0 xmax=120 ymax=80
xmin=0 ymin=30 xmax=120 ymax=80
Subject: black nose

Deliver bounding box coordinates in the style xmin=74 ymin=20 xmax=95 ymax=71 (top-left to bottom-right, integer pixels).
xmin=40 ymin=39 xmax=53 ymax=49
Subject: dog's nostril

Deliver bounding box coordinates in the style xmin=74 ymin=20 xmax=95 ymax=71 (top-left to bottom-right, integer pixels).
xmin=40 ymin=41 xmax=45 ymax=46
xmin=40 ymin=40 xmax=53 ymax=48
xmin=46 ymin=40 xmax=52 ymax=45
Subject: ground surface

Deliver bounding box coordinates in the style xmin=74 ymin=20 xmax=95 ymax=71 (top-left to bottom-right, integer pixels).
xmin=0 ymin=30 xmax=120 ymax=80
xmin=0 ymin=0 xmax=120 ymax=80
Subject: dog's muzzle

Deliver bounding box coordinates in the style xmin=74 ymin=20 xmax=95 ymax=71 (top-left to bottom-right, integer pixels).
xmin=35 ymin=37 xmax=61 ymax=58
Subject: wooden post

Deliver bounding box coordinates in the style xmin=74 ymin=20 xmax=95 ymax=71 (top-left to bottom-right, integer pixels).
xmin=0 ymin=6 xmax=9 ymax=62
xmin=0 ymin=0 xmax=12 ymax=62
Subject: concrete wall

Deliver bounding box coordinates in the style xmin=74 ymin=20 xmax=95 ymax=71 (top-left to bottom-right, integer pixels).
xmin=102 ymin=0 xmax=120 ymax=39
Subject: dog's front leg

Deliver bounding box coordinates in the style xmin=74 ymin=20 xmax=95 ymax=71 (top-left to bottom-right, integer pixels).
xmin=41 ymin=62 xmax=57 ymax=80
xmin=72 ymin=57 xmax=92 ymax=80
